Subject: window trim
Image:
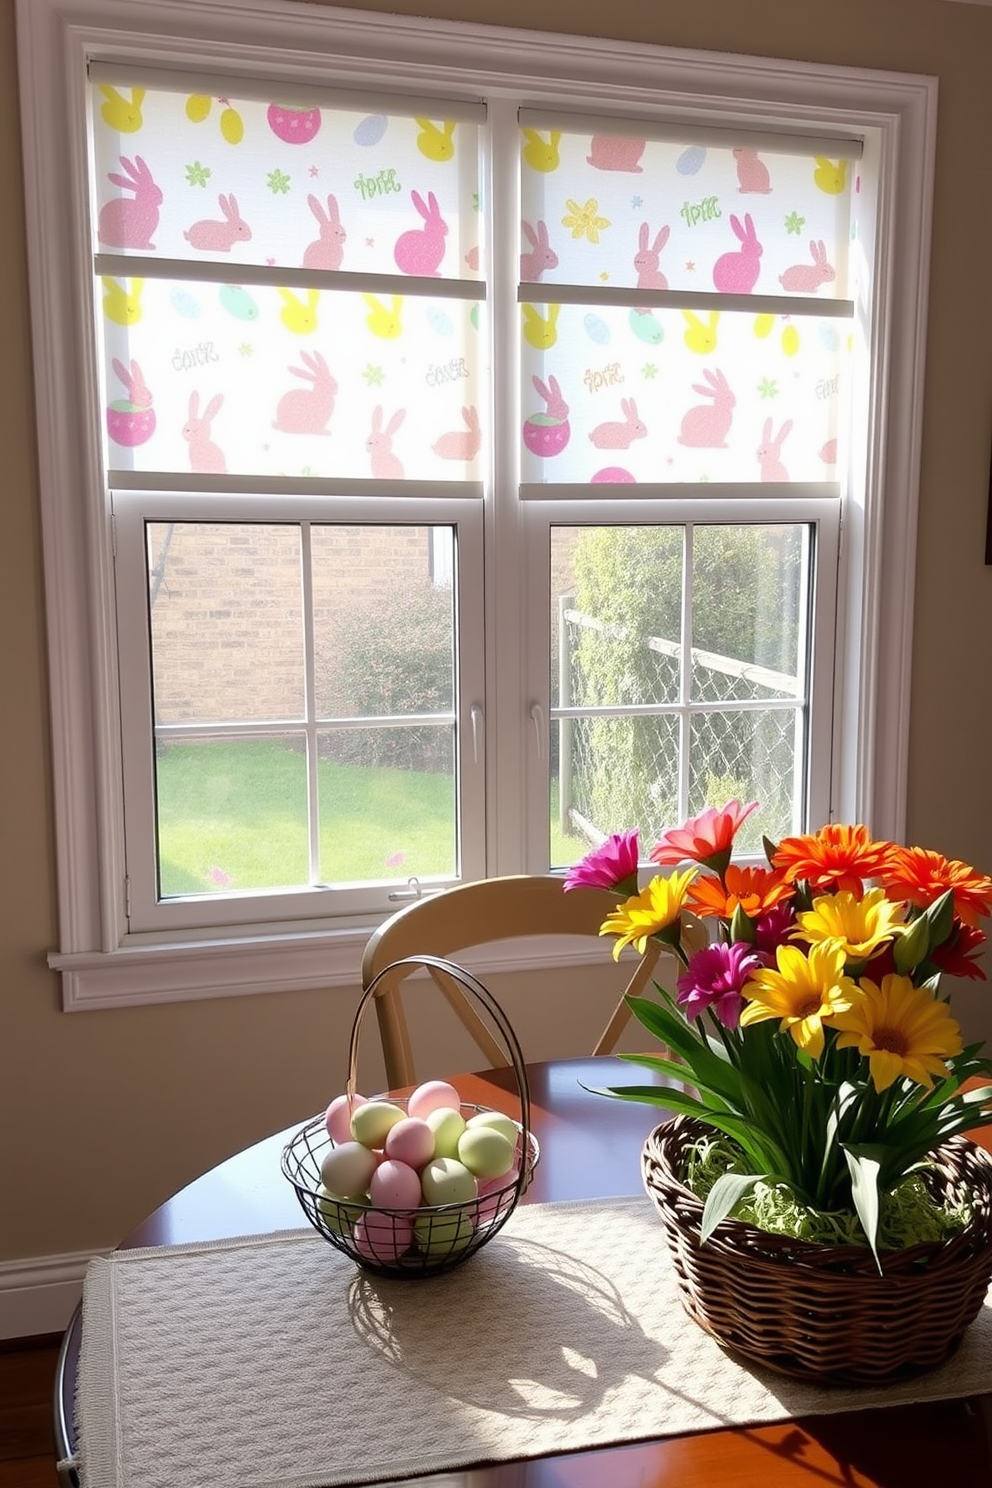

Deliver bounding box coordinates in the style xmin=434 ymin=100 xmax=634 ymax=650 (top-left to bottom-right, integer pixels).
xmin=16 ymin=0 xmax=937 ymax=1008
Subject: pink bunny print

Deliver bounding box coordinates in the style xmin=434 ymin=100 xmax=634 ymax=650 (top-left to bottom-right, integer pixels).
xmin=433 ymin=406 xmax=481 ymax=460
xmin=303 ymin=194 xmax=346 ymax=271
xmin=733 ymin=148 xmax=772 ymax=194
xmin=586 ymin=135 xmax=645 ymax=172
xmin=677 ymin=369 xmax=736 ymax=448
xmin=634 ymin=223 xmax=670 ymax=292
xmin=520 ymin=220 xmax=558 ymax=282
xmin=779 ymin=240 xmax=836 ymax=293
xmin=367 ymin=406 xmax=406 ymax=479
xmin=272 ymin=352 xmax=337 ymax=434
xmin=712 ymin=213 xmax=763 ymax=293
xmin=183 ymin=194 xmax=252 ymax=253
xmin=97 ymin=155 xmax=163 ymax=250
xmin=757 ymin=417 xmax=792 ymax=481
xmin=393 ymin=190 xmax=448 ymax=277
xmin=183 ymin=393 xmax=226 ymax=474
xmin=589 ymin=398 xmax=647 ymax=451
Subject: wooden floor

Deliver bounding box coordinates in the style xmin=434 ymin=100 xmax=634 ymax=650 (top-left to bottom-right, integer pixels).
xmin=0 ymin=1336 xmax=63 ymax=1487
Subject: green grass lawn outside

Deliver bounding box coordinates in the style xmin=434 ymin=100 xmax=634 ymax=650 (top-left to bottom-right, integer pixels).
xmin=156 ymin=739 xmax=589 ymax=897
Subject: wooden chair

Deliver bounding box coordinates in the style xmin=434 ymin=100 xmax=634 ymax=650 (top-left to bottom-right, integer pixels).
xmin=361 ymin=874 xmax=704 ymax=1088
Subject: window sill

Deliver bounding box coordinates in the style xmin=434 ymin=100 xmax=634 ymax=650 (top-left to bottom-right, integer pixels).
xmin=48 ymin=929 xmax=604 ymax=1010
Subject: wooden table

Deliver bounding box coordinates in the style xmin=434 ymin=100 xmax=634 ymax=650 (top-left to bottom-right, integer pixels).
xmin=58 ymin=1057 xmax=992 ymax=1488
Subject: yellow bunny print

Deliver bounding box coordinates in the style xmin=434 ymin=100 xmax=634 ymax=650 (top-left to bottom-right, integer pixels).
xmin=101 ymin=276 xmax=145 ymax=326
xmin=813 ymin=157 xmax=848 ymax=195
xmin=522 ymin=303 xmax=560 ymax=350
xmin=415 ymin=119 xmax=456 ymax=162
xmin=99 ymin=86 xmax=145 ymax=133
xmin=522 ymin=129 xmax=561 ymax=173
xmin=363 ymin=295 xmax=404 ymax=339
xmin=682 ymin=310 xmax=720 ymax=354
xmin=278 ymin=288 xmax=320 ymax=335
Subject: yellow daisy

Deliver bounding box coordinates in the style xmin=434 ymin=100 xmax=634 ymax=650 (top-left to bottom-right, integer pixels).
xmin=831 ymin=974 xmax=963 ymax=1092
xmin=792 ymin=887 xmax=906 ymax=961
xmin=600 ymin=868 xmax=696 ymax=959
xmin=740 ymin=941 xmax=858 ymax=1058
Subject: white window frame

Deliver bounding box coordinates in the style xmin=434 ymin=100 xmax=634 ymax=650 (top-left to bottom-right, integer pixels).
xmin=16 ymin=0 xmax=937 ymax=1010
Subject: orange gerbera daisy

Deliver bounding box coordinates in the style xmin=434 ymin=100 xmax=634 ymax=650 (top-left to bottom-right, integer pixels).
xmin=771 ymin=823 xmax=895 ymax=895
xmin=880 ymin=846 xmax=992 ymax=929
xmin=686 ymin=864 xmax=794 ymax=921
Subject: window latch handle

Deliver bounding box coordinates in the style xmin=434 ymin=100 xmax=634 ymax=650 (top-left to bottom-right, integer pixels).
xmin=470 ymin=703 xmax=483 ymax=765
xmin=530 ymin=702 xmax=545 ymax=761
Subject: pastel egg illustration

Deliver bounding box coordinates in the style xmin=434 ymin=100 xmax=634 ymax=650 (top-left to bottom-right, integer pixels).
xmin=781 ymin=323 xmax=801 ymax=356
xmin=676 ymin=145 xmax=706 ymax=175
xmin=753 ymin=313 xmax=775 ymax=339
xmin=591 ymin=466 xmax=635 ymax=483
xmin=583 ymin=312 xmax=610 ymax=344
xmin=427 ymin=308 xmax=454 ymax=336
xmin=629 ymin=308 xmax=663 ymax=344
xmin=170 ymin=288 xmax=201 ymax=318
xmin=106 ymin=402 xmax=156 ymax=448
xmin=219 ymin=284 xmax=259 ymax=320
xmin=819 ymin=322 xmax=840 ymax=351
xmin=354 ymin=113 xmax=388 ymax=146
xmin=267 ymin=102 xmax=321 ymax=143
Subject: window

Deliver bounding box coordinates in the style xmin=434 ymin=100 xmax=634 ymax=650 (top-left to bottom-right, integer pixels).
xmin=17 ymin=0 xmax=936 ymax=1007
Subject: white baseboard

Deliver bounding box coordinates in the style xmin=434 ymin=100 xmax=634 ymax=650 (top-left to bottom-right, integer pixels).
xmin=0 ymin=1250 xmax=108 ymax=1340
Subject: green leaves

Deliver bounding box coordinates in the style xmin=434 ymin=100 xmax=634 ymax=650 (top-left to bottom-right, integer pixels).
xmin=700 ymin=1172 xmax=761 ymax=1243
xmin=843 ymin=1145 xmax=884 ymax=1270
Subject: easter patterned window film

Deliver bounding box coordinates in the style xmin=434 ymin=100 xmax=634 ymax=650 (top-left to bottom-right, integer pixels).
xmin=518 ymin=117 xmax=857 ymax=488
xmin=91 ymin=72 xmax=487 ymax=485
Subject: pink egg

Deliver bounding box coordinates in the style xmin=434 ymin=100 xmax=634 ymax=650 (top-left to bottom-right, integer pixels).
xmin=384 ymin=1116 xmax=436 ymax=1170
xmin=477 ymin=1167 xmax=519 ymax=1223
xmin=353 ymin=1211 xmax=414 ymax=1264
xmin=408 ymin=1080 xmax=461 ymax=1120
xmin=325 ymin=1092 xmax=368 ymax=1144
xmin=370 ymin=1158 xmax=423 ymax=1210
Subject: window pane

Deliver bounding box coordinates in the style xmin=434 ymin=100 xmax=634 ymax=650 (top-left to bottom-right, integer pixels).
xmin=520 ymin=304 xmax=846 ymax=484
xmin=147 ymin=522 xmax=304 ymax=723
xmin=520 ymin=126 xmax=852 ymax=299
xmin=317 ymin=726 xmax=456 ymax=883
xmin=690 ymin=525 xmax=806 ymax=702
xmin=156 ymin=736 xmax=310 ymax=896
xmin=92 ymin=83 xmax=482 ymax=279
xmin=103 ymin=281 xmax=482 ymax=480
xmin=550 ymin=523 xmax=811 ymax=862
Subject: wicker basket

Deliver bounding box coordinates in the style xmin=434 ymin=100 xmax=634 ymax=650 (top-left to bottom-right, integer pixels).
xmin=282 ymin=955 xmax=539 ymax=1278
xmin=642 ymin=1114 xmax=992 ymax=1384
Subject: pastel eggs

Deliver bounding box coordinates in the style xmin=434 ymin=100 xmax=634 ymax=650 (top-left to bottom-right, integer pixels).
xmin=350 ymin=1099 xmax=406 ymax=1148
xmin=325 ymin=1092 xmax=368 ymax=1143
xmin=457 ymin=1125 xmax=515 ymax=1180
xmin=421 ymin=1156 xmax=478 ymax=1207
xmin=319 ymin=1140 xmax=377 ymax=1198
xmin=384 ymin=1116 xmax=436 ymax=1170
xmin=370 ymin=1158 xmax=423 ymax=1210
xmin=407 ymin=1079 xmax=461 ymax=1119
xmin=426 ymin=1105 xmax=466 ymax=1158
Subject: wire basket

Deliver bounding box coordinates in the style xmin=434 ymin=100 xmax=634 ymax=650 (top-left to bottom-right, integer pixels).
xmin=281 ymin=954 xmax=540 ymax=1277
xmin=643 ymin=1114 xmax=992 ymax=1383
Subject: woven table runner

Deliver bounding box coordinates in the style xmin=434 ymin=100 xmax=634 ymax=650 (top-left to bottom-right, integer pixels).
xmin=73 ymin=1196 xmax=992 ymax=1488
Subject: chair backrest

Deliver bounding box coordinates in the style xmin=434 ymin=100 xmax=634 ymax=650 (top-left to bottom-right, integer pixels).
xmin=361 ymin=874 xmax=696 ymax=1088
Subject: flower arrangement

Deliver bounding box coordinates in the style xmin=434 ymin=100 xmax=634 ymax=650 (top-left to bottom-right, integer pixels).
xmin=565 ymin=802 xmax=992 ymax=1262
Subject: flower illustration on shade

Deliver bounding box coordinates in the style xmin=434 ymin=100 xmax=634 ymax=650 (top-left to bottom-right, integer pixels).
xmin=185 ymin=161 xmax=211 ymax=187
xmin=267 ymin=169 xmax=292 ymax=195
xmin=561 ymin=197 xmax=610 ymax=243
xmin=784 ymin=211 xmax=805 ymax=235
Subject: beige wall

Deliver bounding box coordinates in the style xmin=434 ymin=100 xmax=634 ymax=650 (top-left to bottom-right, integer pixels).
xmin=4 ymin=0 xmax=992 ymax=1291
